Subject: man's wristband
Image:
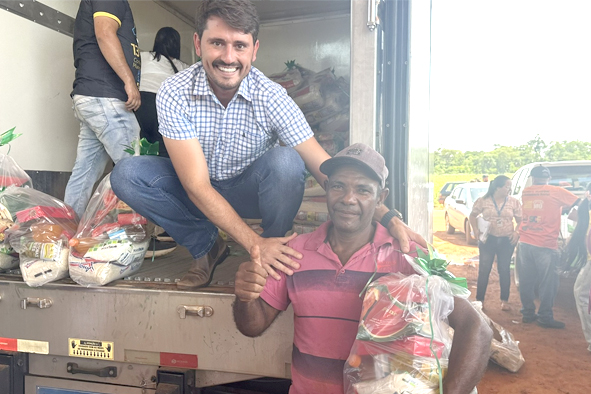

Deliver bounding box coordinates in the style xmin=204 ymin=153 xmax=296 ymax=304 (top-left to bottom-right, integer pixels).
xmin=380 ymin=209 xmax=403 ymax=228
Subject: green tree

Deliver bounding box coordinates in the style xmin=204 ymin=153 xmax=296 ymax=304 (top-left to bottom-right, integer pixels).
xmin=432 ymin=136 xmax=591 ymax=175
xmin=545 ymin=141 xmax=591 ymax=161
xmin=526 ymin=135 xmax=547 ymax=161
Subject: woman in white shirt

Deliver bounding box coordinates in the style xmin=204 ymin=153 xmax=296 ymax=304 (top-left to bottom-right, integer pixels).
xmin=135 ymin=27 xmax=189 ymax=157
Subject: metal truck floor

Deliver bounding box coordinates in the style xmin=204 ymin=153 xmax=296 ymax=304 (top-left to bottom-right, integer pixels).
xmin=0 ymin=241 xmax=248 ymax=294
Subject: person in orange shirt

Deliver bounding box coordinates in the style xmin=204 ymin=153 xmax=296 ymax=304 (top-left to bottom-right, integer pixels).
xmin=518 ymin=165 xmax=579 ymax=328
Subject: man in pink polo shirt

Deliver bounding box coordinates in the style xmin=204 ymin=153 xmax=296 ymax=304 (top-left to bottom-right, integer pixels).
xmin=233 ymin=143 xmax=492 ymax=394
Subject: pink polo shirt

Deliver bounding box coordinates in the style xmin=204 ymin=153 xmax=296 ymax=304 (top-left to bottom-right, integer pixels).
xmin=260 ymin=221 xmax=418 ymax=394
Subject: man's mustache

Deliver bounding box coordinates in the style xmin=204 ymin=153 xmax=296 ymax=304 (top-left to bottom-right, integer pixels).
xmin=212 ymin=61 xmax=241 ymax=68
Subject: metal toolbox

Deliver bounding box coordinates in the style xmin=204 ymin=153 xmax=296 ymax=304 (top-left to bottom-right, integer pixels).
xmin=0 ymin=278 xmax=294 ymax=384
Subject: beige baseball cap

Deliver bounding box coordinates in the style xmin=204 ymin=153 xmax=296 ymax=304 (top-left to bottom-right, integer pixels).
xmin=320 ymin=143 xmax=388 ymax=188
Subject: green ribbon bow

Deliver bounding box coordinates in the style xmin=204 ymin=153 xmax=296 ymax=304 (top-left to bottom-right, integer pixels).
xmin=284 ymin=59 xmax=297 ymax=70
xmin=413 ymin=244 xmax=470 ymax=296
xmin=0 ymin=127 xmax=22 ymax=148
xmin=124 ymin=138 xmax=160 ymax=156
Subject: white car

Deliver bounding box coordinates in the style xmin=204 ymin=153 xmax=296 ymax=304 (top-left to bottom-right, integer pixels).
xmin=444 ymin=182 xmax=489 ymax=245
xmin=511 ymin=160 xmax=591 ymax=201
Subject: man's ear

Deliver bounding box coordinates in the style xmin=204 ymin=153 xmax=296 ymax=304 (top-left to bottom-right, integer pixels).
xmin=251 ymin=39 xmax=260 ymax=62
xmin=377 ymin=188 xmax=389 ymax=206
xmin=324 ymin=179 xmax=329 ymax=190
xmin=194 ymin=32 xmax=202 ymax=57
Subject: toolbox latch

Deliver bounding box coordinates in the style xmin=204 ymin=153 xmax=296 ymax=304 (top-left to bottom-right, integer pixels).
xmin=21 ymin=297 xmax=52 ymax=309
xmin=177 ymin=305 xmax=213 ymax=319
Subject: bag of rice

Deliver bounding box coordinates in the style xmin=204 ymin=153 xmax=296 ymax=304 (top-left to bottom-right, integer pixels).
xmin=69 ymin=174 xmax=150 ymax=287
xmin=1 ymin=187 xmax=78 ymax=286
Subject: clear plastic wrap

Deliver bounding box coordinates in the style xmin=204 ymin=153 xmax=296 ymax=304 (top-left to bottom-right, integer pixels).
xmin=0 ymin=154 xmax=33 ymax=191
xmin=268 ymin=67 xmax=304 ymax=93
xmin=0 ymin=217 xmax=18 ymax=270
xmin=472 ymin=301 xmax=525 ymax=372
xmin=0 ymin=128 xmax=33 ymax=193
xmin=0 ymin=153 xmax=33 ymax=270
xmin=0 ymin=186 xmax=78 ymax=286
xmin=291 ymin=82 xmax=325 ymax=112
xmin=344 ymin=273 xmax=455 ymax=394
xmin=319 ymin=111 xmax=350 ymax=135
xmin=290 ymin=68 xmax=337 ymax=112
xmin=304 ymin=83 xmax=349 ymax=126
xmin=68 ymin=174 xmax=150 ymax=286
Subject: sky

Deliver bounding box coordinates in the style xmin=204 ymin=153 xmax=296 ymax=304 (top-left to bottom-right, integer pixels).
xmin=429 ymin=0 xmax=591 ymax=152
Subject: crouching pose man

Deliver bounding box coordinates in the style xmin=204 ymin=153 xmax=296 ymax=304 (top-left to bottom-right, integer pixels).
xmin=233 ymin=143 xmax=493 ymax=394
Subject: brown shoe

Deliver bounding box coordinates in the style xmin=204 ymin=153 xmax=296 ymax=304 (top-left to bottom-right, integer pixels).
xmin=177 ymin=237 xmax=230 ymax=290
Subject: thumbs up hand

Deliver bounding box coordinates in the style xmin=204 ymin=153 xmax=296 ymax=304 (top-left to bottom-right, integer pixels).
xmin=235 ymin=245 xmax=270 ymax=302
xmin=251 ymin=244 xmax=263 ymax=267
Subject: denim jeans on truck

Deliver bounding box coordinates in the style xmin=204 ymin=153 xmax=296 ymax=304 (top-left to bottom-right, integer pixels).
xmin=64 ymin=95 xmax=140 ymax=218
xmin=110 ymin=146 xmax=306 ymax=259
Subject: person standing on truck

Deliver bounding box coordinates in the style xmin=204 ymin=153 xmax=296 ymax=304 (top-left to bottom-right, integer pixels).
xmin=65 ymin=0 xmax=141 ymax=219
xmin=518 ymin=165 xmax=579 ymax=328
xmin=233 ymin=143 xmax=492 ymax=394
xmin=134 ymin=27 xmax=190 ymax=257
xmin=111 ymin=0 xmax=425 ymax=290
xmin=135 ymin=27 xmax=189 ymax=158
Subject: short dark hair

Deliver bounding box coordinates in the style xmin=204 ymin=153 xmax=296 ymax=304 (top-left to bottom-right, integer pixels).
xmin=152 ymin=27 xmax=181 ymax=61
xmin=195 ymin=0 xmax=259 ymax=43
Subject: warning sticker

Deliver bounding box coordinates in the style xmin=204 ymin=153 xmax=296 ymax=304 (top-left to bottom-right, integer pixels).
xmin=68 ymin=338 xmax=114 ymax=360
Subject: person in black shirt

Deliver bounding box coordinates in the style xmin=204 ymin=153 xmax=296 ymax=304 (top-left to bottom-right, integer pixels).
xmin=65 ymin=0 xmax=141 ymax=219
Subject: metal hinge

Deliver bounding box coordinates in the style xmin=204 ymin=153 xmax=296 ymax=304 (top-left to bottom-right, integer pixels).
xmin=367 ymin=0 xmax=381 ymax=31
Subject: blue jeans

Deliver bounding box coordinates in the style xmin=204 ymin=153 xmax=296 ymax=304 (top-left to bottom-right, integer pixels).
xmin=110 ymin=146 xmax=306 ymax=259
xmin=477 ymin=235 xmax=515 ymax=302
xmin=64 ymin=95 xmax=140 ymax=218
xmin=517 ymin=242 xmax=560 ymax=322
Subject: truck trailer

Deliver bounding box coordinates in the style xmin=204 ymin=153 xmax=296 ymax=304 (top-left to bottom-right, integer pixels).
xmin=0 ymin=0 xmax=432 ymax=392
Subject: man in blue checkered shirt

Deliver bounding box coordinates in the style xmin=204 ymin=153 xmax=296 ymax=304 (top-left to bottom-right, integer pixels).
xmin=111 ymin=0 xmax=425 ymax=289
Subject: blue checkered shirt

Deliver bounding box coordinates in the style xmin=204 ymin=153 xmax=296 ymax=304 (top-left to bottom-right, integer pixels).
xmin=156 ymin=63 xmax=313 ymax=181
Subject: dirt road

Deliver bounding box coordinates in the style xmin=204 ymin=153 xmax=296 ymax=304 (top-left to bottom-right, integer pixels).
xmin=433 ymin=209 xmax=591 ymax=393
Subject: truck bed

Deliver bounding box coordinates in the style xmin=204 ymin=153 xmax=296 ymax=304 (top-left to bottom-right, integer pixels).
xmin=0 ymin=197 xmax=329 ymax=292
xmin=0 ymin=241 xmax=248 ymax=294
xmin=0 ymin=240 xmax=295 ymax=383
xmin=0 ymin=206 xmax=326 ymax=385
